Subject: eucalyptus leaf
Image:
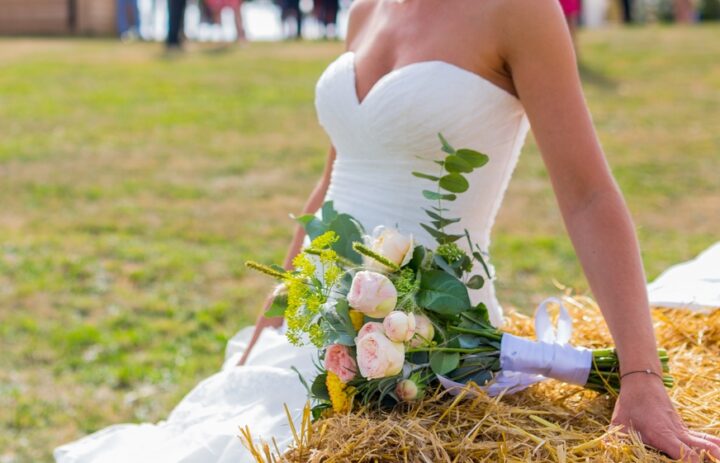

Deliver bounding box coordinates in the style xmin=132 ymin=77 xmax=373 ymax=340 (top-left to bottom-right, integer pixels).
xmin=420 ymin=224 xmax=463 ymax=245
xmin=422 ymin=190 xmax=457 ymax=201
xmin=467 ymin=275 xmax=485 ymax=290
xmin=424 ymin=209 xmax=461 ymax=224
xmin=439 ymin=173 xmax=469 ymax=193
xmin=412 ymin=171 xmax=440 ymax=181
xmin=430 ymin=351 xmax=460 ymax=375
xmin=472 ymin=251 xmax=492 ymax=279
xmin=444 ymin=155 xmax=473 ymax=173
xmin=438 ymin=233 xmax=464 ymax=244
xmin=456 ymin=148 xmax=489 ymax=168
xmin=437 ymin=132 xmax=456 ymax=154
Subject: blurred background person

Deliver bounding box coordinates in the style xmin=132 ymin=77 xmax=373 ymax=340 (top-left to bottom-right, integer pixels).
xmin=619 ymin=0 xmax=634 ymax=23
xmin=117 ymin=0 xmax=140 ymax=40
xmin=313 ymin=0 xmax=339 ymax=39
xmin=166 ymin=0 xmax=188 ymax=49
xmin=278 ymin=0 xmax=303 ymax=39
xmin=204 ymin=0 xmax=247 ymax=42
xmin=674 ymin=0 xmax=698 ymax=22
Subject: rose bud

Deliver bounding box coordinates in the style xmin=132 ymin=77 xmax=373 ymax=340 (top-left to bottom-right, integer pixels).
xmin=324 ymin=344 xmax=358 ymax=383
xmin=356 ymin=331 xmax=405 ymax=379
xmin=347 ymin=271 xmax=398 ymax=318
xmin=366 ymin=227 xmax=414 ymax=271
xmin=395 ymin=379 xmax=421 ymax=401
xmin=410 ymin=314 xmax=435 ymax=347
xmin=383 ymin=311 xmax=416 ymax=343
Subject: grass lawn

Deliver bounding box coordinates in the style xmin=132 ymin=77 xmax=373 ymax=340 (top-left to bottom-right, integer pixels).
xmin=1 ymin=26 xmax=718 ymax=462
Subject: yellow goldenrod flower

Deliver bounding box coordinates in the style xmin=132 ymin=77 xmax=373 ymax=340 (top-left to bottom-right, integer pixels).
xmin=311 ymin=231 xmax=339 ymax=250
xmin=349 ymin=310 xmax=364 ymax=331
xmin=326 ymin=371 xmax=354 ymax=413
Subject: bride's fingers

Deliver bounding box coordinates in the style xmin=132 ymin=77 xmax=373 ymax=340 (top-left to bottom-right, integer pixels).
xmin=681 ymin=432 xmax=720 ymax=460
xmin=689 ymin=430 xmax=720 ymax=448
xmin=656 ymin=436 xmax=702 ymax=463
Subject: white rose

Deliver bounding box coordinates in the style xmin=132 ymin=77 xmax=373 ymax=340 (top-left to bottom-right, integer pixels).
xmin=365 ymin=226 xmax=414 ymax=271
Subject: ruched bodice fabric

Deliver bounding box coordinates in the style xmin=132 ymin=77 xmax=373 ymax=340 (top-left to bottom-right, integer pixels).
xmin=315 ymin=51 xmax=530 ymax=326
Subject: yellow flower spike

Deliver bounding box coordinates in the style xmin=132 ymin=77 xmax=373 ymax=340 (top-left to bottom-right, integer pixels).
xmin=326 ymin=371 xmax=350 ymax=414
xmin=349 ymin=310 xmax=364 ymax=331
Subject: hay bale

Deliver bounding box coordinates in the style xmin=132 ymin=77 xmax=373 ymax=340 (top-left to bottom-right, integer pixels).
xmin=242 ymin=296 xmax=720 ymax=462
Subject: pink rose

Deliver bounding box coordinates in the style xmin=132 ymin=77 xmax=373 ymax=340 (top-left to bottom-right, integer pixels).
xmin=347 ymin=271 xmax=397 ymax=318
xmin=357 ymin=321 xmax=385 ymax=339
xmin=324 ymin=344 xmax=357 ymax=383
xmin=395 ymin=379 xmax=421 ymax=401
xmin=383 ymin=311 xmax=416 ymax=342
xmin=410 ymin=314 xmax=435 ymax=347
xmin=356 ymin=331 xmax=405 ymax=379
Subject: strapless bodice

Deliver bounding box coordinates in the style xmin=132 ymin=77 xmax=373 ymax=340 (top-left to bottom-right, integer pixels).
xmin=314 ymin=51 xmax=531 ymax=326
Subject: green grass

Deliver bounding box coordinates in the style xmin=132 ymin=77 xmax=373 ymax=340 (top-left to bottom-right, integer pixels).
xmin=0 ymin=27 xmax=718 ymax=461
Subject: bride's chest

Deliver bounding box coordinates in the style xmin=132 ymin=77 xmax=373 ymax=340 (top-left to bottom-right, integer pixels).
xmin=313 ymin=52 xmax=526 ymax=156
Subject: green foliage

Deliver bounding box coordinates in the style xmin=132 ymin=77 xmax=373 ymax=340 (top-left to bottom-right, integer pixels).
xmin=430 ymin=351 xmax=460 ymax=375
xmin=412 ymin=133 xmax=489 ymax=246
xmin=322 ymin=299 xmax=357 ymax=346
xmin=296 ymin=201 xmax=365 ymax=264
xmin=416 ymin=270 xmax=471 ymax=315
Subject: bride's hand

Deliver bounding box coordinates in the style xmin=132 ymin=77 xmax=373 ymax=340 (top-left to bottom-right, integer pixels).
xmin=236 ymin=297 xmax=284 ymax=366
xmin=612 ymin=375 xmax=720 ymax=461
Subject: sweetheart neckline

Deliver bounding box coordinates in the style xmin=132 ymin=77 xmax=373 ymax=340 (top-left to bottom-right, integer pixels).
xmin=342 ymin=50 xmax=521 ymax=107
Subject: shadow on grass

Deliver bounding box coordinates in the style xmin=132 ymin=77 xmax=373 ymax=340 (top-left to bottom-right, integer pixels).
xmin=579 ymin=60 xmax=619 ymax=91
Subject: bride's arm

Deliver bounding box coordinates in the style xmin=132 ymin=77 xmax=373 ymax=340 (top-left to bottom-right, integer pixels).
xmin=498 ymin=0 xmax=720 ymax=460
xmin=237 ymin=146 xmax=337 ymax=366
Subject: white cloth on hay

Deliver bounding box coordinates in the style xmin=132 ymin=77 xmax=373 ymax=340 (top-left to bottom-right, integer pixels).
xmin=647 ymin=241 xmax=720 ymax=313
xmin=54 ymin=328 xmax=318 ymax=463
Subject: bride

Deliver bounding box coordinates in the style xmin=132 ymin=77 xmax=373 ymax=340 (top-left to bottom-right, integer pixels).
xmin=56 ymin=0 xmax=720 ymax=461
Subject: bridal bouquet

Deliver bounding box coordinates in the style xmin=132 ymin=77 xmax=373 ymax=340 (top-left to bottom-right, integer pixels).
xmin=246 ymin=134 xmax=672 ymax=416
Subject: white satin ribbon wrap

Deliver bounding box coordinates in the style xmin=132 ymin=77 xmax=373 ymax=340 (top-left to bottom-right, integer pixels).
xmin=438 ymin=297 xmax=593 ymax=397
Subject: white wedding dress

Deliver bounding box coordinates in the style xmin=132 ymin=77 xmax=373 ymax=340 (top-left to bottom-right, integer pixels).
xmin=54 ymin=50 xmax=531 ymax=463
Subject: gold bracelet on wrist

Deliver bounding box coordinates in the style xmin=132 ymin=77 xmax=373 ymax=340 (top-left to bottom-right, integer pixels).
xmin=619 ymin=369 xmax=663 ymax=382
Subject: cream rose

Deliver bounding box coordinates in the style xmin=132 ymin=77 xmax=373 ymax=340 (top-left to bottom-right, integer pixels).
xmin=366 ymin=227 xmax=414 ymax=271
xmin=383 ymin=311 xmax=416 ymax=343
xmin=347 ymin=271 xmax=397 ymax=318
xmin=356 ymin=331 xmax=405 ymax=379
xmin=409 ymin=314 xmax=435 ymax=347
